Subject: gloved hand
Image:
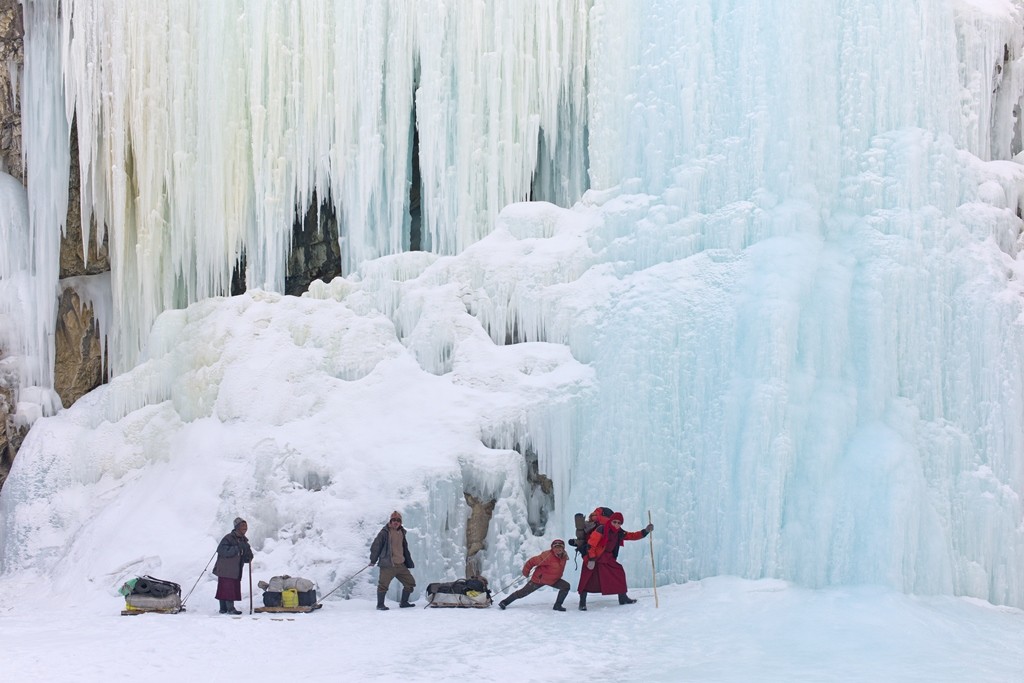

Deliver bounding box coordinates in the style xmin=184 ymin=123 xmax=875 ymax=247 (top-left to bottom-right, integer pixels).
xmin=645 ymin=523 xmax=654 ymax=533
xmin=523 ymin=570 xmax=530 ymax=577
xmin=587 ymin=560 xmax=595 ymax=570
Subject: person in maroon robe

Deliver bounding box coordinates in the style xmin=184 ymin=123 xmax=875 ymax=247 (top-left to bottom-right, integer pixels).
xmin=576 ymin=511 xmax=652 ymax=611
xmin=213 ymin=517 xmax=253 ymax=615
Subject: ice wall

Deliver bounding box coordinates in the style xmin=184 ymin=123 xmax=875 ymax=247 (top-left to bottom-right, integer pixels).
xmin=22 ymin=0 xmax=1019 ymax=375
xmin=561 ymin=0 xmax=1024 ymax=602
xmin=0 ymin=172 xmax=31 ymax=376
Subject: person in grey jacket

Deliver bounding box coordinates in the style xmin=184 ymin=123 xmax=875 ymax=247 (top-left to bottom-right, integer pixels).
xmin=369 ymin=511 xmax=416 ymax=610
xmin=213 ymin=517 xmax=254 ymax=615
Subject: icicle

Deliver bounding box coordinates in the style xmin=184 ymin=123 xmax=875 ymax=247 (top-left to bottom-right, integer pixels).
xmin=17 ymin=0 xmax=69 ymax=407
xmin=0 ymin=172 xmax=30 ymax=374
xmin=53 ymin=0 xmax=589 ymax=375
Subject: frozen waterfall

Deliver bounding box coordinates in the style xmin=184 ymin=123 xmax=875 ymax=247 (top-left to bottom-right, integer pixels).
xmin=2 ymin=0 xmax=1024 ymax=609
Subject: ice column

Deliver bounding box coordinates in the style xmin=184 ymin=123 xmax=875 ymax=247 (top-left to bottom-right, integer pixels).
xmin=14 ymin=0 xmax=69 ymax=399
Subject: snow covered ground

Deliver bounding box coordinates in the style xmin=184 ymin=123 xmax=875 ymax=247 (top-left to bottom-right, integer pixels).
xmin=1 ymin=577 xmax=1021 ymax=682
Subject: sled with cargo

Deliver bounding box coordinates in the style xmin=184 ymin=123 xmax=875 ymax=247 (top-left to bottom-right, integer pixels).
xmin=424 ymin=577 xmax=492 ymax=608
xmin=119 ymin=575 xmax=185 ymax=615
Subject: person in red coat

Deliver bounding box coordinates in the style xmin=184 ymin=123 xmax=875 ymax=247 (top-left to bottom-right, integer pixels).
xmin=577 ymin=511 xmax=653 ymax=610
xmin=499 ymin=539 xmax=570 ymax=611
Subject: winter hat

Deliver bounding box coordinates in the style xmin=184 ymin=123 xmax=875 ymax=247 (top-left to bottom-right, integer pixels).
xmin=551 ymin=539 xmax=565 ymax=548
xmin=233 ymin=517 xmax=247 ymax=529
xmin=389 ymin=511 xmax=403 ymax=522
xmin=609 ymin=512 xmax=624 ymax=524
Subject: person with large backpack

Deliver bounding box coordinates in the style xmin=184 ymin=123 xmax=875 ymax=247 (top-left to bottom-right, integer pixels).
xmin=498 ymin=539 xmax=570 ymax=611
xmin=576 ymin=511 xmax=653 ymax=611
xmin=570 ymin=506 xmax=613 ymax=559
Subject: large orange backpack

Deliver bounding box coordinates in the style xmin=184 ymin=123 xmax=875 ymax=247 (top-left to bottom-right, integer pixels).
xmin=568 ymin=506 xmax=613 ymax=562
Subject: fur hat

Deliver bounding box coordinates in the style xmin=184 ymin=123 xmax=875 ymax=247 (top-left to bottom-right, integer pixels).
xmin=551 ymin=539 xmax=565 ymax=548
xmin=389 ymin=511 xmax=403 ymax=523
xmin=233 ymin=517 xmax=247 ymax=529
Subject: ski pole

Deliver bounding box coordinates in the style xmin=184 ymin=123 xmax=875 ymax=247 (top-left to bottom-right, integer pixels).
xmin=180 ymin=550 xmax=217 ymax=609
xmin=318 ymin=563 xmax=372 ymax=603
xmin=248 ymin=563 xmax=253 ymax=615
xmin=648 ymin=510 xmax=658 ymax=608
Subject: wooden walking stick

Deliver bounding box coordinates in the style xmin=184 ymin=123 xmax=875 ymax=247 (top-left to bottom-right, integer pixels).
xmin=648 ymin=510 xmax=659 ymax=608
xmin=248 ymin=562 xmax=253 ymax=615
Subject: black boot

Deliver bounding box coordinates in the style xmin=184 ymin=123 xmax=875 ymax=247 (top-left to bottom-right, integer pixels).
xmin=218 ymin=600 xmax=227 ymax=614
xmin=553 ymin=586 xmax=568 ymax=611
xmin=578 ymin=593 xmax=587 ymax=611
xmin=399 ymin=588 xmax=416 ymax=608
xmin=225 ymin=602 xmax=242 ymax=615
xmin=376 ymin=592 xmax=389 ymax=611
xmin=498 ymin=597 xmax=512 ymax=610
xmin=618 ymin=593 xmax=637 ymax=605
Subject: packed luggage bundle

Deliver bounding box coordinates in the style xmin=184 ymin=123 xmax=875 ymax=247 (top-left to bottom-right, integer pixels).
xmin=425 ymin=577 xmax=492 ymax=608
xmin=255 ymin=575 xmax=321 ymax=613
xmin=118 ymin=575 xmax=183 ymax=615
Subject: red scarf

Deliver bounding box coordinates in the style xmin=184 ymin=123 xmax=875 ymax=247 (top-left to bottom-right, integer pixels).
xmin=600 ymin=511 xmax=625 ymax=551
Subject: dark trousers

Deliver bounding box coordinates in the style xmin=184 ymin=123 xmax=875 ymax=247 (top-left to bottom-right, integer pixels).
xmin=506 ymin=579 xmax=570 ymax=605
xmin=377 ymin=565 xmax=416 ymax=594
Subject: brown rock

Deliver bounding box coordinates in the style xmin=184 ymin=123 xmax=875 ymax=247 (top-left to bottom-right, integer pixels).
xmin=61 ymin=121 xmax=109 ymax=278
xmin=0 ymin=363 xmax=26 ymax=492
xmin=0 ymin=0 xmax=22 ymax=183
xmin=464 ymin=492 xmax=496 ymax=578
xmin=285 ymin=194 xmax=341 ymax=295
xmin=54 ymin=286 xmax=106 ymax=408
xmin=0 ymin=0 xmax=22 ymax=493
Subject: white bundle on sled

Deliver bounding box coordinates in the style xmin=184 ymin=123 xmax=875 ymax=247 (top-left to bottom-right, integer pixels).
xmin=257 ymin=574 xmax=318 ymax=609
xmin=424 ymin=577 xmax=492 ymax=608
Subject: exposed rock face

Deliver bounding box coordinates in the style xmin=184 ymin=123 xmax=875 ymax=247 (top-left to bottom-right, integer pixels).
xmin=233 ymin=195 xmax=342 ymax=296
xmin=54 ymin=123 xmax=110 ymax=409
xmin=286 ymin=195 xmax=341 ymax=296
xmin=0 ymin=0 xmax=23 ymax=492
xmin=524 ymin=449 xmax=554 ymax=535
xmin=61 ymin=122 xmax=110 ymax=278
xmin=54 ymin=287 xmax=105 ymax=408
xmin=464 ymin=493 xmax=496 ymax=578
xmin=0 ymin=364 xmax=27 ymax=492
xmin=0 ymin=0 xmax=22 ymax=183
xmin=0 ymin=376 xmax=13 ymax=489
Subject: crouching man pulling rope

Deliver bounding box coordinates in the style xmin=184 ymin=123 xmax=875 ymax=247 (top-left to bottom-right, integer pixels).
xmin=499 ymin=539 xmax=571 ymax=612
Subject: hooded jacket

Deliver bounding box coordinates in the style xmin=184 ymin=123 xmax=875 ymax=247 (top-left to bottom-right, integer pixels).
xmin=370 ymin=523 xmax=415 ymax=569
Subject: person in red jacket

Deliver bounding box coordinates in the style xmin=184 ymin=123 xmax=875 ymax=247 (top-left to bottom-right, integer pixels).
xmin=577 ymin=511 xmax=653 ymax=611
xmin=499 ymin=539 xmax=570 ymax=611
